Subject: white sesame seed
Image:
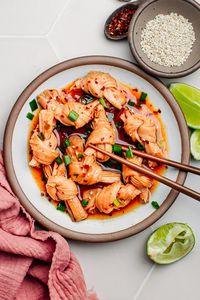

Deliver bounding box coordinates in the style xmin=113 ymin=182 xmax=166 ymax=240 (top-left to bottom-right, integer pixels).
xmin=140 ymin=13 xmax=196 ymax=67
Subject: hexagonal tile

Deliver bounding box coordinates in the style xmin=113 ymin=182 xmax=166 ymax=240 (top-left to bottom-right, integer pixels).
xmin=48 ymin=0 xmax=134 ymax=61
xmin=69 ymin=228 xmax=153 ymax=300
xmin=0 ymin=0 xmax=67 ymax=35
xmin=0 ymin=38 xmax=58 ymax=147
xmin=135 ymin=251 xmax=200 ymax=300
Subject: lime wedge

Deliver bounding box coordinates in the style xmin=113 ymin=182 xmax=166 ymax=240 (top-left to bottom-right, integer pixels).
xmin=191 ymin=130 xmax=200 ymax=160
xmin=147 ymin=223 xmax=195 ymax=264
xmin=169 ymin=83 xmax=200 ymax=129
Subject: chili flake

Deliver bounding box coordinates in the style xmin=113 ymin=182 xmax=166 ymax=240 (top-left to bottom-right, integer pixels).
xmin=108 ymin=7 xmax=136 ymax=37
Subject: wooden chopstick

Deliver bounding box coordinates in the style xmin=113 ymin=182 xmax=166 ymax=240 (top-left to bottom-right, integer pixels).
xmin=117 ymin=144 xmax=200 ymax=176
xmin=89 ymin=144 xmax=200 ymax=201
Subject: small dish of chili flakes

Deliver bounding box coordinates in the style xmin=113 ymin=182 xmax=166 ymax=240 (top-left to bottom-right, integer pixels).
xmin=104 ymin=1 xmax=140 ymax=41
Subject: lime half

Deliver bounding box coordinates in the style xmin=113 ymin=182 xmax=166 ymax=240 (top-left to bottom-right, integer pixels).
xmin=191 ymin=130 xmax=200 ymax=160
xmin=147 ymin=223 xmax=195 ymax=264
xmin=169 ymin=83 xmax=200 ymax=129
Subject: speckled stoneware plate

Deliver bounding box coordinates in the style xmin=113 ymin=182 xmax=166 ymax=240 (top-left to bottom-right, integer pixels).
xmin=3 ymin=56 xmax=190 ymax=242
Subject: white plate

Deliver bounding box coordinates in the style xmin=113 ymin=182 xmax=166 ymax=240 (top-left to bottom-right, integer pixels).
xmin=4 ymin=56 xmax=190 ymax=242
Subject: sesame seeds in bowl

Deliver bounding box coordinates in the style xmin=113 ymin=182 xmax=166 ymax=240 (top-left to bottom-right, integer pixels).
xmin=140 ymin=13 xmax=195 ymax=67
xmin=128 ymin=0 xmax=200 ymax=78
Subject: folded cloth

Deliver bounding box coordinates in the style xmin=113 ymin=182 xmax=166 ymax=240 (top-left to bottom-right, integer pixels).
xmin=0 ymin=153 xmax=98 ymax=300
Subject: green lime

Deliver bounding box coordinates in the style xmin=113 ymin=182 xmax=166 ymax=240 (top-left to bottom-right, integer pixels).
xmin=147 ymin=223 xmax=195 ymax=264
xmin=169 ymin=83 xmax=200 ymax=129
xmin=191 ymin=130 xmax=200 ymax=160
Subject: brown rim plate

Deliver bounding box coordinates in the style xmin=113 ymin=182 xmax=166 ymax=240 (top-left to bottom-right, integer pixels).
xmin=3 ymin=56 xmax=190 ymax=242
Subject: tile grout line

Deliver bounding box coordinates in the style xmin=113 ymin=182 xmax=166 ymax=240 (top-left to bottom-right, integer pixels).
xmin=0 ymin=0 xmax=71 ymax=39
xmin=133 ymin=264 xmax=156 ymax=300
xmin=46 ymin=37 xmax=62 ymax=62
xmin=0 ymin=35 xmax=44 ymax=38
xmin=46 ymin=0 xmax=72 ymax=37
xmin=0 ymin=34 xmax=62 ymax=62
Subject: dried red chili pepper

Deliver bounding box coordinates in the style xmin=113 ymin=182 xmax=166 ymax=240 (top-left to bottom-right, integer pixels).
xmin=108 ymin=7 xmax=136 ymax=37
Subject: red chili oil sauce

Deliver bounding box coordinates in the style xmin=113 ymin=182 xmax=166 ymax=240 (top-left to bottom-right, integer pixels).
xmin=29 ymin=85 xmax=167 ymax=220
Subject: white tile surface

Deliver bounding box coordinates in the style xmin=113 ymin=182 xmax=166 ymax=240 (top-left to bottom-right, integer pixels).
xmin=151 ymin=166 xmax=200 ymax=248
xmin=48 ymin=0 xmax=133 ymax=61
xmin=135 ymin=251 xmax=200 ymax=300
xmin=0 ymin=38 xmax=58 ymax=146
xmin=0 ymin=0 xmax=200 ymax=299
xmin=162 ymin=68 xmax=200 ymax=89
xmin=0 ymin=0 xmax=67 ymax=35
xmin=69 ymin=229 xmax=153 ymax=300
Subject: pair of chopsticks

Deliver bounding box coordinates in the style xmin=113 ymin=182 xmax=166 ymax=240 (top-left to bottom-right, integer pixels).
xmin=89 ymin=144 xmax=200 ymax=201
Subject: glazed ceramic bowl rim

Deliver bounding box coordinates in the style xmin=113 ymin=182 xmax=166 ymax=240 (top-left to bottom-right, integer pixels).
xmin=3 ymin=55 xmax=190 ymax=242
xmin=128 ymin=0 xmax=200 ymax=78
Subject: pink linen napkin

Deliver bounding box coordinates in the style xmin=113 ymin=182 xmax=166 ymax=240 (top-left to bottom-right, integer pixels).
xmin=0 ymin=153 xmax=98 ymax=300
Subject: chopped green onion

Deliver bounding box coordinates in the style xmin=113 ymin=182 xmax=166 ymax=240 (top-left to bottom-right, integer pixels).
xmin=58 ymin=146 xmax=65 ymax=154
xmin=101 ymin=161 xmax=110 ymax=168
xmin=29 ymin=99 xmax=38 ymax=112
xmin=85 ymin=127 xmax=92 ymax=134
xmin=151 ymin=201 xmax=160 ymax=210
xmin=140 ymin=92 xmax=147 ymax=102
xmin=55 ymin=156 xmax=62 ymax=165
xmin=82 ymin=200 xmax=88 ymax=207
xmin=128 ymin=99 xmax=136 ymax=106
xmin=26 ymin=112 xmax=34 ymax=120
xmin=137 ymin=143 xmax=145 ymax=151
xmin=57 ymin=201 xmax=66 ymax=212
xmin=62 ymin=138 xmax=70 ymax=148
xmin=64 ymin=155 xmax=71 ymax=166
xmin=115 ymin=121 xmax=123 ymax=128
xmin=78 ymin=153 xmax=83 ymax=159
xmin=68 ymin=110 xmax=79 ymax=122
xmin=102 ymin=158 xmax=117 ymax=167
xmin=113 ymin=198 xmax=121 ymax=207
xmin=38 ymin=132 xmax=45 ymax=141
xmin=110 ymin=158 xmax=118 ymax=164
xmin=80 ymin=134 xmax=87 ymax=141
xmin=112 ymin=144 xmax=122 ymax=155
xmin=80 ymin=94 xmax=95 ymax=104
xmin=126 ymin=146 xmax=134 ymax=158
xmin=99 ymin=98 xmax=108 ymax=108
xmin=102 ymin=159 xmax=122 ymax=171
xmin=106 ymin=112 xmax=114 ymax=122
